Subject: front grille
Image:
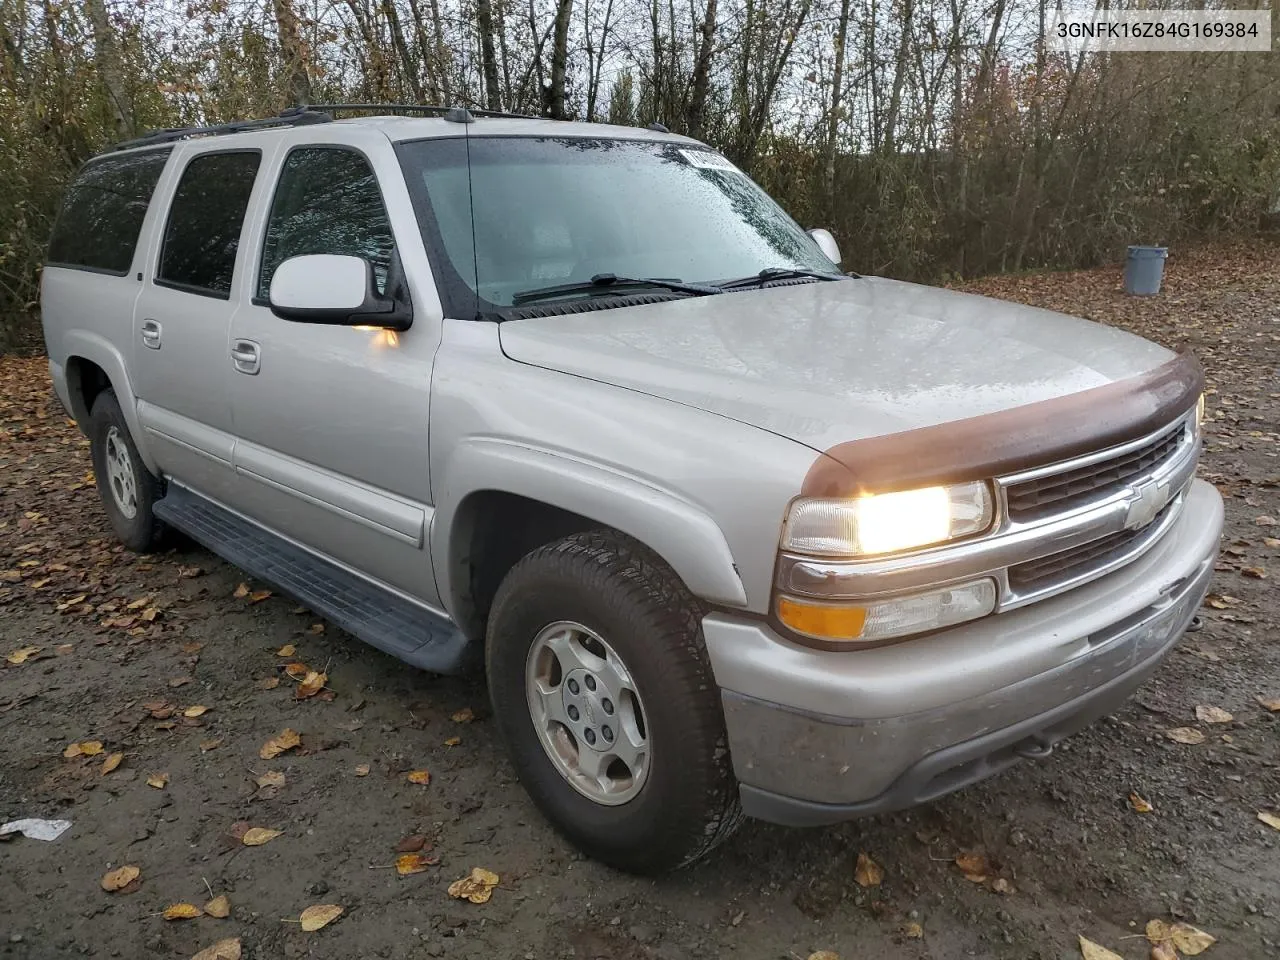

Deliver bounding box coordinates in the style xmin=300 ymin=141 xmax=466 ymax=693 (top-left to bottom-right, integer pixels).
xmin=1006 ymin=425 xmax=1186 ymax=521
xmin=1008 ymin=501 xmax=1175 ymax=591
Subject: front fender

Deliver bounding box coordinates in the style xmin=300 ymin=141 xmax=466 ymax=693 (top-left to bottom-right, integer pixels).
xmin=61 ymin=330 xmax=159 ymax=474
xmin=431 ymin=437 xmax=748 ymax=613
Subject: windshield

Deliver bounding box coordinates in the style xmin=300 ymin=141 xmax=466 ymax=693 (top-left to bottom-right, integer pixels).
xmin=396 ymin=136 xmax=836 ymax=312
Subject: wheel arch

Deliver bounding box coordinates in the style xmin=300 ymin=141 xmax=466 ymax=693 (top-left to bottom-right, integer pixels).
xmin=433 ymin=439 xmax=748 ymax=642
xmin=61 ymin=331 xmax=158 ymax=473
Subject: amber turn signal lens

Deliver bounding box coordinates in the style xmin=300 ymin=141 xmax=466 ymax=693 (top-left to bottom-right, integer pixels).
xmin=776 ymin=596 xmax=867 ymax=640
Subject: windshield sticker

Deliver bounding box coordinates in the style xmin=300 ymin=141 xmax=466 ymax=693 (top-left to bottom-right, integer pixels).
xmin=679 ymin=149 xmax=741 ymax=173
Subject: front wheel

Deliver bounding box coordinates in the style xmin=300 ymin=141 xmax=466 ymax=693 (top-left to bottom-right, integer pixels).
xmin=486 ymin=531 xmax=743 ymax=873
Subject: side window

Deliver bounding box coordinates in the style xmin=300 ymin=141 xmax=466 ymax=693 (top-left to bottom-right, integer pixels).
xmin=47 ymin=148 xmax=172 ymax=274
xmin=258 ymin=148 xmax=395 ymax=300
xmin=157 ymin=151 xmax=261 ymax=298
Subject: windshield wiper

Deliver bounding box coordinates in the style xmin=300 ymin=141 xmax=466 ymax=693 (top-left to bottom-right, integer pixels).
xmin=717 ymin=267 xmax=847 ymax=290
xmin=512 ymin=273 xmax=722 ymax=306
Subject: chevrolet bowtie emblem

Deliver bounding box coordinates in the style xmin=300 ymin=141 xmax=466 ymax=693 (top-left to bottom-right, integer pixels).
xmin=1123 ymin=479 xmax=1171 ymax=531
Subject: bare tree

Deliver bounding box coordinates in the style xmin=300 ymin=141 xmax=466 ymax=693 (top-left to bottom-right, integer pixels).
xmin=84 ymin=0 xmax=134 ymax=135
xmin=544 ymin=0 xmax=573 ymax=117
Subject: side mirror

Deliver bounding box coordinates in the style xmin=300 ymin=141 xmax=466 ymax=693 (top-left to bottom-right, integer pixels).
xmin=268 ymin=254 xmax=411 ymax=331
xmin=807 ymin=228 xmax=842 ymax=267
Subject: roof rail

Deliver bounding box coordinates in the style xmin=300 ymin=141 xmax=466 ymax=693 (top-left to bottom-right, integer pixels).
xmin=106 ymin=106 xmax=332 ymax=153
xmin=309 ymin=103 xmax=542 ymax=122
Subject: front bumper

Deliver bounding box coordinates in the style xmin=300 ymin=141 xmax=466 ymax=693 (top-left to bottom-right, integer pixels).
xmin=703 ymin=478 xmax=1223 ymax=826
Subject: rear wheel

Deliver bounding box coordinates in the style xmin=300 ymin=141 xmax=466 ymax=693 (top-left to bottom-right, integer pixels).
xmin=88 ymin=390 xmax=166 ymax=552
xmin=486 ymin=530 xmax=743 ymax=873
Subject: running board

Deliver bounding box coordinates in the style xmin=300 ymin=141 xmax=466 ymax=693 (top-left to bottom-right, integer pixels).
xmin=154 ymin=484 xmax=474 ymax=674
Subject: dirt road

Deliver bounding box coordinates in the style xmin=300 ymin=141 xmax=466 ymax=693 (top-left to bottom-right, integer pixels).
xmin=2 ymin=245 xmax=1278 ymax=960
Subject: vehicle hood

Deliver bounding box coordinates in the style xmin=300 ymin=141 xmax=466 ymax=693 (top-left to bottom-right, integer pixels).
xmin=497 ymin=276 xmax=1175 ymax=452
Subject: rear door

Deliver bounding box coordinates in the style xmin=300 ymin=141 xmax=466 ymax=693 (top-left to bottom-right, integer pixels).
xmin=227 ymin=129 xmax=443 ymax=604
xmin=131 ymin=146 xmax=268 ymax=502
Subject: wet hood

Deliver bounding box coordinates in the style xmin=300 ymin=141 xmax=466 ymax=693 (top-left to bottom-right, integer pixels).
xmin=497 ymin=276 xmax=1175 ymax=452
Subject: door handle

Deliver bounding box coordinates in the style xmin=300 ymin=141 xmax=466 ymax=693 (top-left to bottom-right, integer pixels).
xmin=231 ymin=339 xmax=261 ymax=375
xmin=140 ymin=319 xmax=162 ymax=350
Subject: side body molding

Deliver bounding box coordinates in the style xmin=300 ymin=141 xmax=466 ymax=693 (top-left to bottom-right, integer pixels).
xmin=432 ymin=437 xmax=748 ymax=611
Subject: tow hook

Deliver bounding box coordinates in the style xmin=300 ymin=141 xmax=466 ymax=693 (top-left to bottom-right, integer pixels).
xmin=1013 ymin=734 xmax=1055 ymax=760
xmin=1186 ymin=615 xmax=1204 ymax=633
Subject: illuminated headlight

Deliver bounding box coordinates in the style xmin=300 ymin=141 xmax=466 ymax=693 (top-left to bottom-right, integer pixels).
xmin=781 ymin=481 xmax=993 ymax=557
xmin=777 ymin=579 xmax=997 ymax=644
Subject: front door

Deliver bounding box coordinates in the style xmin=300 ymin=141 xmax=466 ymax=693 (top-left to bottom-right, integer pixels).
xmin=228 ymin=137 xmax=441 ymax=605
xmin=131 ymin=147 xmax=265 ymax=504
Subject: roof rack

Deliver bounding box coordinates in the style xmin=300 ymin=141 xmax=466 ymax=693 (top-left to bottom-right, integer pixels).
xmin=105 ymin=102 xmax=544 ymax=153
xmin=309 ymin=103 xmax=541 ymax=122
xmin=107 ymin=106 xmax=331 ymax=153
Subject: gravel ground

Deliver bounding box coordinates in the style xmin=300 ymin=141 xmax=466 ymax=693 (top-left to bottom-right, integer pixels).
xmin=1 ymin=244 xmax=1278 ymax=960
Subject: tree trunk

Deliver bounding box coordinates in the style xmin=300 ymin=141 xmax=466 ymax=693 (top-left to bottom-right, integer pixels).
xmin=882 ymin=0 xmax=913 ymax=154
xmin=545 ymin=0 xmax=573 ymax=118
xmin=382 ymin=0 xmax=423 ymax=101
xmin=823 ymin=0 xmax=851 ymax=200
xmin=427 ymin=0 xmax=453 ymax=102
xmin=476 ymin=0 xmax=503 ymax=110
xmin=84 ymin=0 xmax=134 ymax=137
xmin=685 ymin=0 xmax=716 ymax=138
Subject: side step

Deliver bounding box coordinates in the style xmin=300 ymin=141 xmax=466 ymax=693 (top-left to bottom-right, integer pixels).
xmin=154 ymin=484 xmax=474 ymax=674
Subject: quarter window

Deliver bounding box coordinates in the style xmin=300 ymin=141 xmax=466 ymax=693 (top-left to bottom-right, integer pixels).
xmin=47 ymin=148 xmax=171 ymax=275
xmin=258 ymin=147 xmax=395 ymax=300
xmin=157 ymin=151 xmax=261 ymax=297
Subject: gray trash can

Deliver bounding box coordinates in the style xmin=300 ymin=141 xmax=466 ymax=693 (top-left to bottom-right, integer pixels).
xmin=1124 ymin=245 xmax=1168 ymax=296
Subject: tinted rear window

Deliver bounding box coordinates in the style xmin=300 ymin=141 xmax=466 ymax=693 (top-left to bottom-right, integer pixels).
xmin=47 ymin=149 xmax=172 ymax=275
xmin=157 ymin=150 xmax=261 ymax=298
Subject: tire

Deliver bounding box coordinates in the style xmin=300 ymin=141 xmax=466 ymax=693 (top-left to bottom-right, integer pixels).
xmin=486 ymin=530 xmax=743 ymax=874
xmin=88 ymin=389 xmax=166 ymax=552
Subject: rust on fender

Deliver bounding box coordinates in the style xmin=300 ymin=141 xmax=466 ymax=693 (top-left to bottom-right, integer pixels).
xmin=802 ymin=350 xmax=1204 ymax=498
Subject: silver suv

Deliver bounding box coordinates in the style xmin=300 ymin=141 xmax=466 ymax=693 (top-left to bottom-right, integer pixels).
xmin=40 ymin=105 xmax=1223 ymax=874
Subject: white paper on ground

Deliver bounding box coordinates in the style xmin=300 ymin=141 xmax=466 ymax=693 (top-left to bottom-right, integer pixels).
xmin=0 ymin=818 xmax=73 ymax=841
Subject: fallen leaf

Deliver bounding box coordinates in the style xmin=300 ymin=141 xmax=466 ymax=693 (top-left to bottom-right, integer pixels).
xmin=1151 ymin=943 xmax=1178 ymax=960
xmin=1195 ymin=705 xmax=1232 ymax=724
xmin=955 ymin=850 xmax=989 ymax=880
xmin=354 ymin=763 xmax=370 ymax=777
xmin=56 ymin=593 xmax=87 ymax=611
xmin=1130 ymin=792 xmax=1154 ymax=813
xmin=259 ymin=728 xmax=301 ymax=759
xmin=1146 ymin=919 xmax=1216 ymax=955
xmin=63 ymin=740 xmax=104 ymax=758
xmin=807 ymin=953 xmax=840 ymax=960
xmin=141 ymin=607 xmax=160 ymax=622
xmin=1258 ymin=811 xmax=1280 ymax=831
xmin=444 ymin=736 xmax=461 ymax=747
xmin=853 ymin=851 xmax=882 ymax=887
xmin=5 ymin=645 xmax=40 ymax=665
xmin=258 ymin=677 xmax=280 ymax=690
xmin=1079 ymin=936 xmax=1124 ymax=960
xmin=407 ymin=769 xmax=431 ymax=785
xmin=1241 ymin=566 xmax=1267 ymax=579
xmin=101 ymin=864 xmax=141 ymax=892
xmin=396 ymin=852 xmax=434 ymax=875
xmin=191 ymin=937 xmax=241 ymax=960
xmin=307 ymin=623 xmax=325 ymax=635
xmin=199 ymin=738 xmax=222 ymax=752
xmin=168 ymin=676 xmax=191 ymax=688
xmin=241 ymin=827 xmax=281 ymax=846
xmin=283 ymin=662 xmax=308 ymax=679
xmin=1165 ymin=727 xmax=1206 ymax=745
xmin=178 ymin=565 xmax=203 ymax=579
xmin=276 ymin=644 xmax=296 ymax=657
xmin=1256 ymin=696 xmax=1280 ymax=712
xmin=901 ymin=922 xmax=924 ymax=939
xmin=396 ymin=834 xmax=428 ymax=853
xmin=233 ymin=583 xmax=250 ymax=598
xmin=1255 ymin=515 xmax=1277 ymax=526
xmin=256 ymin=770 xmax=286 ymax=789
xmin=183 ymin=705 xmax=209 ymax=718
xmin=126 ymin=596 xmax=151 ymax=611
xmin=295 ymin=670 xmax=326 ymax=699
xmin=249 ymin=589 xmax=272 ymax=603
xmin=101 ymin=752 xmax=123 ymax=774
xmin=203 ymin=894 xmax=231 ymax=918
xmin=147 ymin=772 xmax=168 ymax=789
xmin=447 ymin=867 xmax=499 ymax=903
xmin=298 ymin=903 xmax=343 ymax=931
xmin=990 ymin=877 xmax=1015 ymax=895
xmin=451 ymin=707 xmax=475 ymax=723
xmin=163 ymin=903 xmax=203 ymax=920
